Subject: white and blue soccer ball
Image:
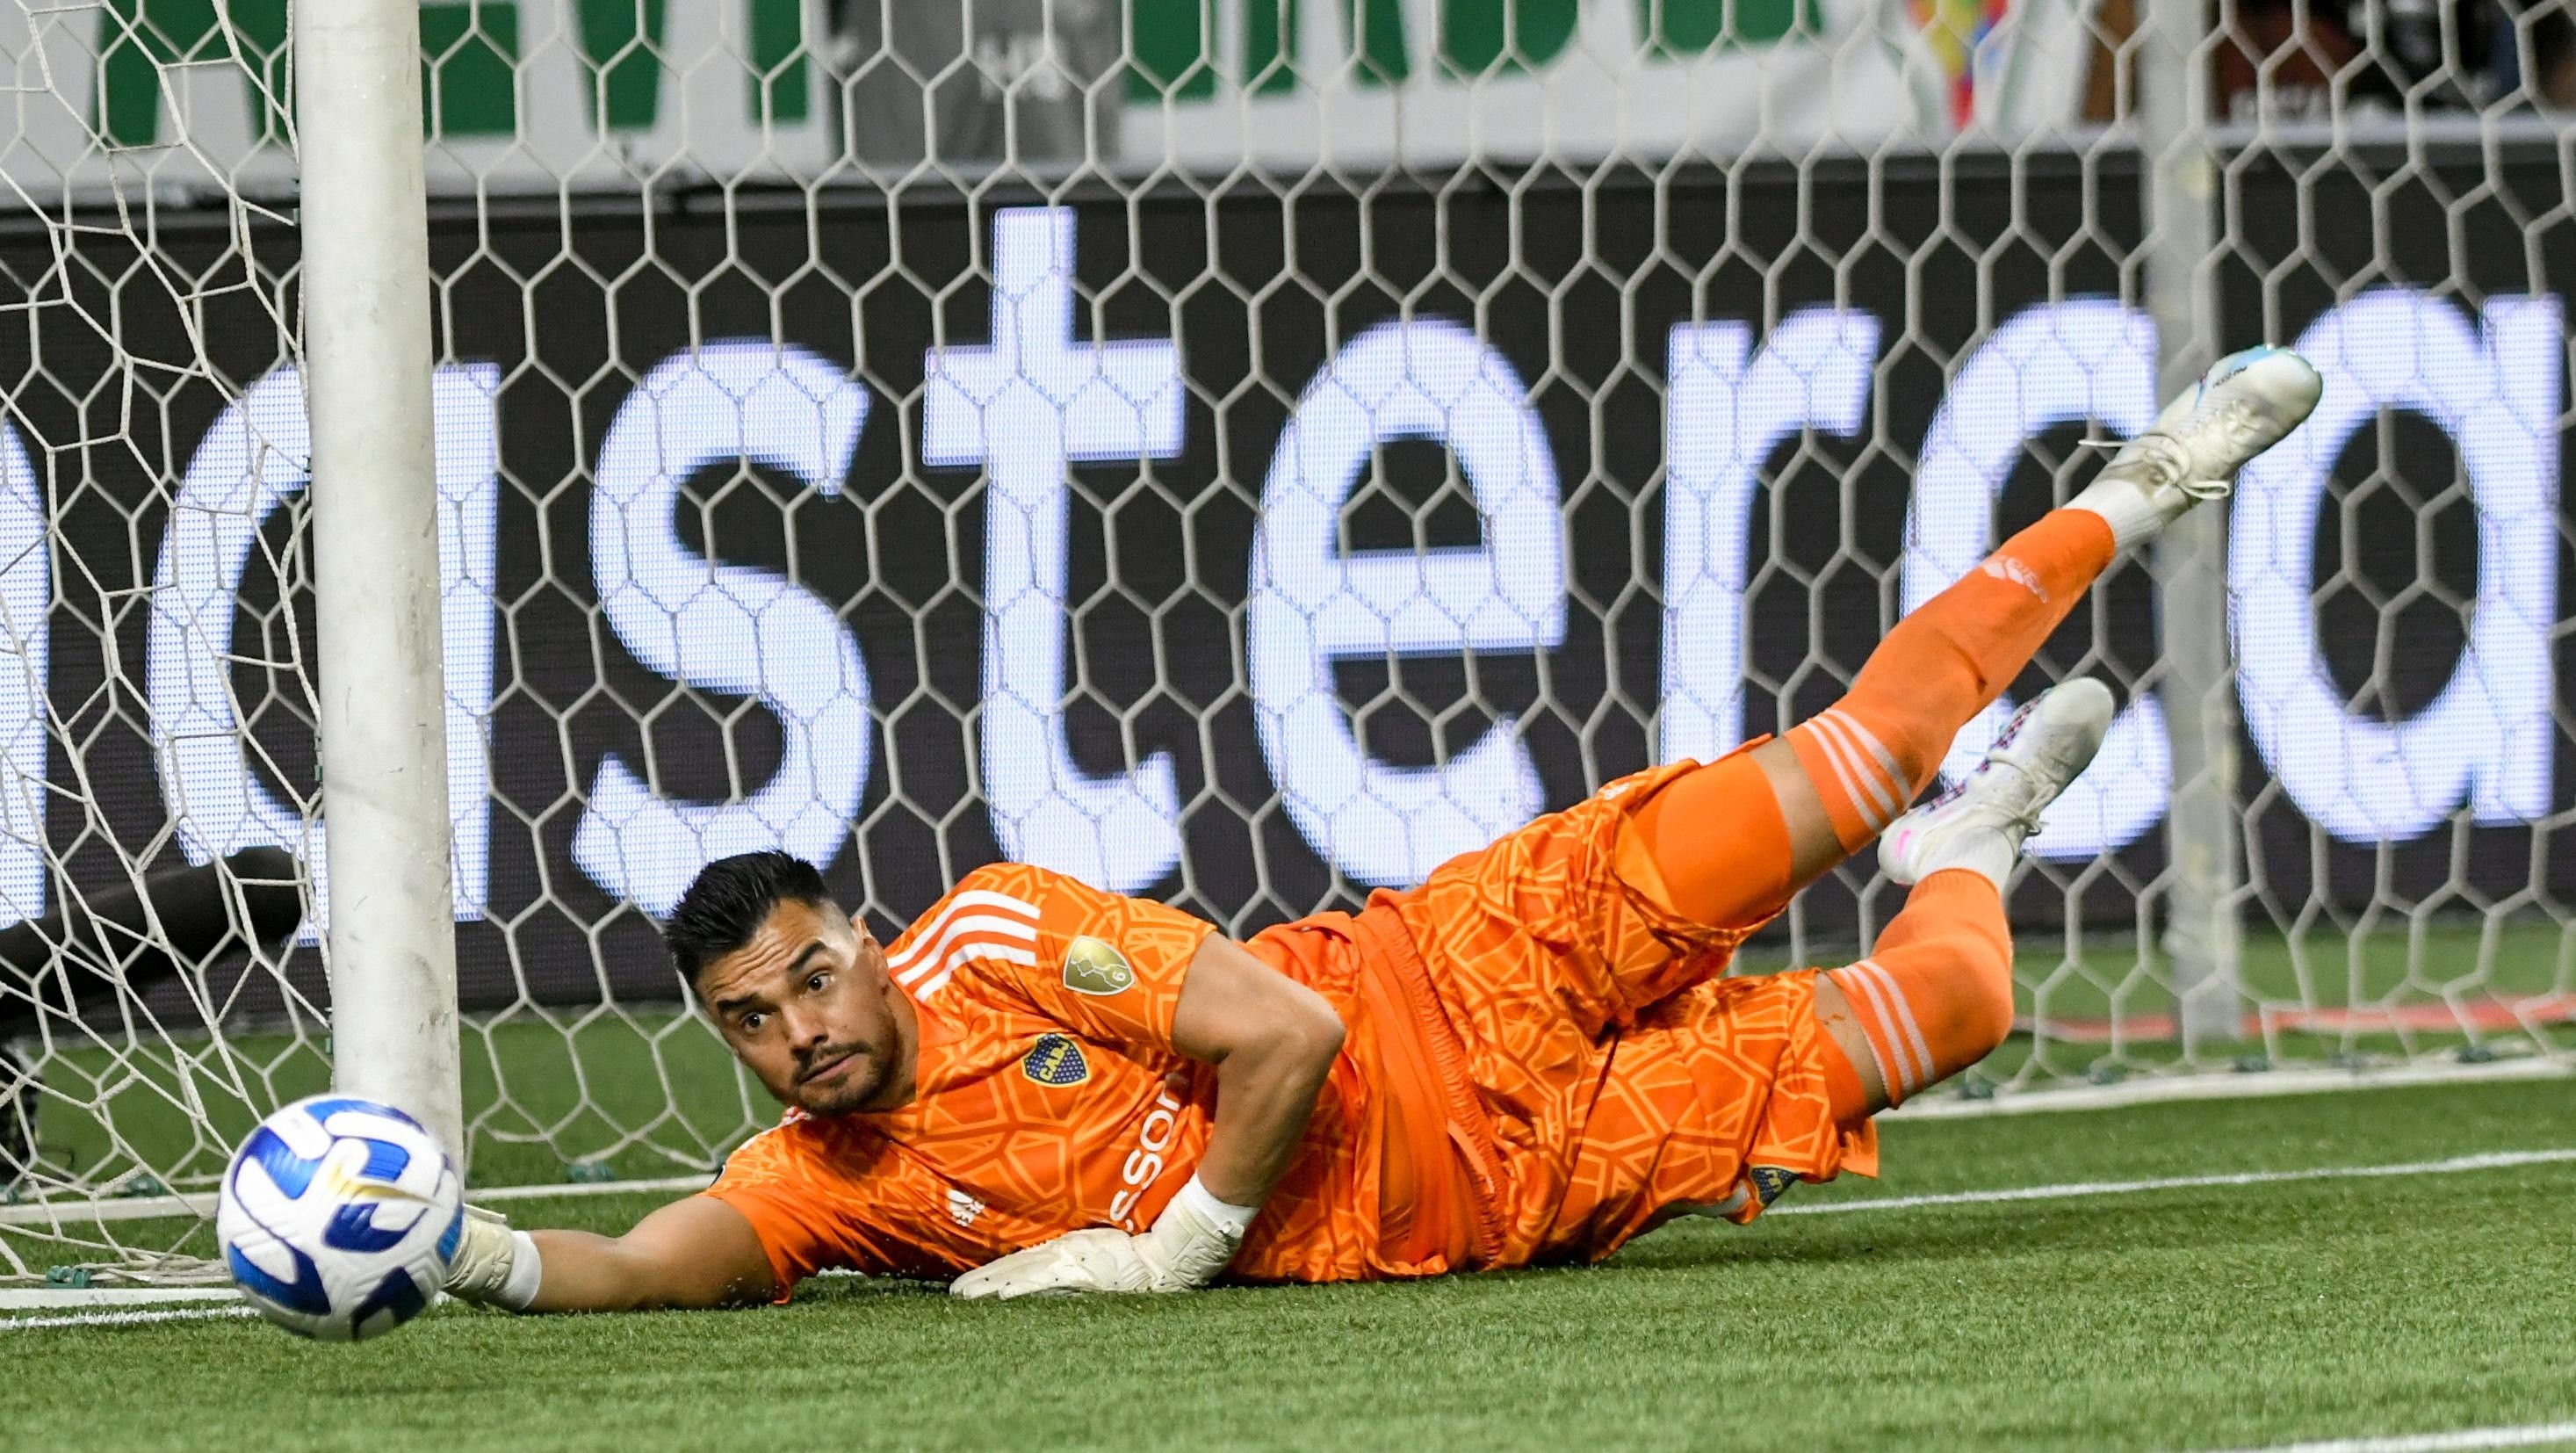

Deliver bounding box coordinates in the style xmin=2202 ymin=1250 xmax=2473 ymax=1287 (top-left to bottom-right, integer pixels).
xmin=215 ymin=1095 xmax=463 ymax=1341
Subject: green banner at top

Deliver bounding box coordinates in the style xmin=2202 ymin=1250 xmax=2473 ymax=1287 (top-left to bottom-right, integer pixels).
xmin=91 ymin=0 xmax=812 ymax=147
xmin=1125 ymin=0 xmax=1819 ymax=99
xmin=87 ymin=0 xmax=1828 ymax=148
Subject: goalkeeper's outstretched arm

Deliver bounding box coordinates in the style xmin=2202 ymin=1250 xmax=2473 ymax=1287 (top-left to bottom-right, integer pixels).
xmin=947 ymin=933 xmax=1345 ymax=1299
xmin=447 ymin=1192 xmax=775 ymax=1312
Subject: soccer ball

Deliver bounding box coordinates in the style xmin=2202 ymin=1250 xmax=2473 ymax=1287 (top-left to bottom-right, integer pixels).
xmin=216 ymin=1095 xmax=463 ymax=1341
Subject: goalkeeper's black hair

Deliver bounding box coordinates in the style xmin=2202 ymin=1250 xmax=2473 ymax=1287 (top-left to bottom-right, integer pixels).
xmin=664 ymin=849 xmax=833 ymax=987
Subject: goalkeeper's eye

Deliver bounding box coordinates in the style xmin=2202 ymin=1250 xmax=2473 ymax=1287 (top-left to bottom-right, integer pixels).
xmin=806 ymin=970 xmax=831 ymax=994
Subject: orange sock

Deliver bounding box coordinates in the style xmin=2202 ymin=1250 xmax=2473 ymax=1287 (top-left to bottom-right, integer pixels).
xmin=1824 ymin=870 xmax=2016 ymax=1106
xmin=1626 ymin=749 xmax=1794 ymax=930
xmin=1786 ymin=509 xmax=2115 ymax=850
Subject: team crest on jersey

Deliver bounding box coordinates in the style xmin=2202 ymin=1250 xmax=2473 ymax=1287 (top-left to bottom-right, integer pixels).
xmin=1021 ymin=1033 xmax=1090 ymax=1087
xmin=1061 ymin=936 xmax=1135 ymax=996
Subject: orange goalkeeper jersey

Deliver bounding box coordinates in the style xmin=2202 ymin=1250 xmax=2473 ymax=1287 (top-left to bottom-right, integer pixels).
xmin=704 ymin=863 xmax=1453 ymax=1292
xmin=709 ymin=758 xmax=1873 ymax=1296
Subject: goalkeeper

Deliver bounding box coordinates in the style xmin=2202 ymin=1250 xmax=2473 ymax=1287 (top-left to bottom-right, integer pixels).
xmin=444 ymin=347 xmax=2320 ymax=1310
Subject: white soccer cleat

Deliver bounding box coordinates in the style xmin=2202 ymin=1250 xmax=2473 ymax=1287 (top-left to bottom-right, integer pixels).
xmin=2069 ymin=344 xmax=2323 ymax=552
xmin=1879 ymin=678 xmax=2115 ymax=889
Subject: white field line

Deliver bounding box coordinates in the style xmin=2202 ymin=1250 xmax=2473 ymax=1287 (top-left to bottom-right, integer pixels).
xmin=0 ymin=1172 xmax=712 ymax=1228
xmin=0 ymin=1191 xmax=217 ymax=1227
xmin=1769 ymin=1146 xmax=2576 ymax=1217
xmin=1893 ymin=1053 xmax=2576 ymax=1119
xmin=6 ymin=1058 xmax=2564 ymax=1229
xmin=0 ymin=1285 xmax=235 ymax=1310
xmin=2199 ymin=1420 xmax=2576 ymax=1452
xmin=10 ymin=1133 xmax=2565 ymax=1236
xmin=477 ymin=1175 xmax=711 ymax=1203
xmin=8 ymin=1147 xmax=2571 ymax=1330
xmin=0 ymin=1304 xmax=258 ymax=1332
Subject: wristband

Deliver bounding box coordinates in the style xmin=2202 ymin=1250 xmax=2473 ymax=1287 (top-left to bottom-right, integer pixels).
xmin=443 ymin=1210 xmax=543 ymax=1310
xmin=1172 ymin=1174 xmax=1259 ymax=1240
xmin=495 ymin=1230 xmax=545 ymax=1311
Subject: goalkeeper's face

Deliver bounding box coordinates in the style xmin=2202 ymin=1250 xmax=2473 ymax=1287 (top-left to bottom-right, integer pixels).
xmin=699 ymin=899 xmax=917 ymax=1117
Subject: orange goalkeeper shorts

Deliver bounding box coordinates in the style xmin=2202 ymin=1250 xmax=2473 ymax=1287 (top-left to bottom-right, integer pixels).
xmin=1374 ymin=755 xmax=1880 ymax=1269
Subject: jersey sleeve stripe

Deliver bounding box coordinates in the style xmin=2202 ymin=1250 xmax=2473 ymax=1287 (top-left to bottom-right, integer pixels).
xmin=889 ymin=912 xmax=1040 ymax=980
xmin=913 ymin=938 xmax=1040 ymax=999
xmin=885 ymin=890 xmax=1040 ymax=967
xmin=892 ymin=924 xmax=1041 ymax=987
xmin=885 ymin=893 xmax=1039 ymax=974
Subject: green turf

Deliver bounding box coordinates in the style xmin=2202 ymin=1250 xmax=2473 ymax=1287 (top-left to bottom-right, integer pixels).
xmin=19 ymin=912 xmax=2571 ymax=1204
xmin=24 ymin=1012 xmax=757 ymax=1195
xmin=1743 ymin=910 xmax=2574 ymax=1086
xmin=7 ymin=1078 xmax=2572 ymax=1452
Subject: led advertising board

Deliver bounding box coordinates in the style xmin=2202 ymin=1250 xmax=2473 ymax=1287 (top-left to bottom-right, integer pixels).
xmin=0 ymin=150 xmax=2560 ymax=1011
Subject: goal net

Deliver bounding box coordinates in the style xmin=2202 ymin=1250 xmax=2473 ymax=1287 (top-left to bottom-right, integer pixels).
xmin=1 ymin=0 xmax=2569 ymax=1278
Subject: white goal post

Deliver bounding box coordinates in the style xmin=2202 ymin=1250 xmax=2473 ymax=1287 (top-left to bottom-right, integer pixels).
xmin=294 ymin=0 xmax=464 ymax=1160
xmin=0 ymin=0 xmax=2568 ymax=1279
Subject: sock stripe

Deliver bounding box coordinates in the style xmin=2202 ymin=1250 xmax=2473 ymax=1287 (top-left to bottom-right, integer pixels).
xmin=1809 ymin=716 xmax=1896 ymax=826
xmin=1830 ymin=969 xmax=1907 ymax=1097
xmin=1834 ymin=961 xmax=1923 ymax=1095
xmin=1821 ymin=709 xmax=1909 ymax=800
xmin=1850 ymin=959 xmax=1937 ymax=1094
xmin=1803 ymin=716 xmax=1900 ymax=829
xmin=1824 ymin=712 xmax=1907 ymax=820
xmin=1838 ymin=963 xmax=1916 ymax=1094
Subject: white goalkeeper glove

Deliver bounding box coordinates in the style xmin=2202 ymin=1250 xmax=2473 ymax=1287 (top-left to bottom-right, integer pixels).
xmin=441 ymin=1204 xmax=545 ymax=1311
xmin=949 ymin=1175 xmax=1256 ymax=1300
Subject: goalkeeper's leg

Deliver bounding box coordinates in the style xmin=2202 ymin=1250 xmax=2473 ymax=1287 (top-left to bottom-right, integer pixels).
xmin=1541 ymin=861 xmax=2029 ymax=1260
xmin=1807 ymin=668 xmax=2118 ymax=1112
xmin=1725 ymin=671 xmax=2118 ymax=1129
xmin=1815 ymin=674 xmax=2110 ymax=1115
xmin=1632 ymin=503 xmax=2113 ymax=932
xmin=1811 ymin=871 xmax=2016 ymax=1116
xmin=1626 ymin=348 xmax=2318 ymax=1112
xmin=1381 ymin=349 xmax=2319 ymax=1089
xmin=1629 ymin=344 xmax=2322 ymax=932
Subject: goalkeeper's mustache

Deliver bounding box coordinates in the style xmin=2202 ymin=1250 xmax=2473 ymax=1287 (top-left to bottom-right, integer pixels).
xmin=793 ymin=1039 xmax=875 ymax=1087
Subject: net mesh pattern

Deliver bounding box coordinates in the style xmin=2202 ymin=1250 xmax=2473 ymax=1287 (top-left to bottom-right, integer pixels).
xmin=0 ymin=0 xmax=2569 ymax=1276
